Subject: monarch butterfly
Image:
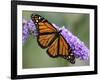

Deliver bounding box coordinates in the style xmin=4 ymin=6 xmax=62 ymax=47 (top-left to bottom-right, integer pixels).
xmin=31 ymin=14 xmax=75 ymax=64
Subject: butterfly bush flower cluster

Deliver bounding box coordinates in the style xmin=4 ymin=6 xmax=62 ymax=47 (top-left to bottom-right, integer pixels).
xmin=22 ymin=19 xmax=36 ymax=44
xmin=60 ymin=26 xmax=89 ymax=60
xmin=22 ymin=19 xmax=89 ymax=60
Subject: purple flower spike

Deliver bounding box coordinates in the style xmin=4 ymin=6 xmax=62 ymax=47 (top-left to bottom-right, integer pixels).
xmin=22 ymin=19 xmax=29 ymax=44
xmin=60 ymin=27 xmax=89 ymax=60
xmin=27 ymin=20 xmax=37 ymax=36
xmin=53 ymin=24 xmax=89 ymax=60
xmin=22 ymin=19 xmax=36 ymax=44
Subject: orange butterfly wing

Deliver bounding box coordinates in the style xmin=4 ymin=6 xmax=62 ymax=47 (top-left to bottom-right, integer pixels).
xmin=47 ymin=35 xmax=75 ymax=63
xmin=38 ymin=21 xmax=57 ymax=33
xmin=59 ymin=35 xmax=69 ymax=56
xmin=31 ymin=14 xmax=57 ymax=33
xmin=47 ymin=38 xmax=59 ymax=57
xmin=31 ymin=14 xmax=57 ymax=48
xmin=38 ymin=34 xmax=56 ymax=48
xmin=59 ymin=35 xmax=75 ymax=64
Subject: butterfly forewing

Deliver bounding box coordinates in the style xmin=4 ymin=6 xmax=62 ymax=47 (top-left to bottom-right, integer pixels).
xmin=38 ymin=22 xmax=57 ymax=33
xmin=31 ymin=14 xmax=58 ymax=48
xmin=31 ymin=14 xmax=57 ymax=34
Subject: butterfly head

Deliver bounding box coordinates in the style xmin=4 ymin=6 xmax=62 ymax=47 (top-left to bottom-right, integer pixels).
xmin=31 ymin=14 xmax=46 ymax=24
xmin=31 ymin=14 xmax=41 ymax=23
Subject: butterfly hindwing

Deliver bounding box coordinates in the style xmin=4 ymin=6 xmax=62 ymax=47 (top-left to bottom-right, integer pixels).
xmin=59 ymin=35 xmax=69 ymax=56
xmin=47 ymin=34 xmax=70 ymax=57
xmin=47 ymin=38 xmax=59 ymax=57
xmin=59 ymin=35 xmax=75 ymax=64
xmin=38 ymin=34 xmax=56 ymax=48
xmin=66 ymin=52 xmax=75 ymax=64
xmin=47 ymin=34 xmax=75 ymax=64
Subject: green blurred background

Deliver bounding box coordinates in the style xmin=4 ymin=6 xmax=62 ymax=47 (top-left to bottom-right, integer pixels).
xmin=22 ymin=11 xmax=89 ymax=69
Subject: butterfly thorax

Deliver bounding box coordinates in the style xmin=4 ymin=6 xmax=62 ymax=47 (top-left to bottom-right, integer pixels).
xmin=56 ymin=30 xmax=62 ymax=37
